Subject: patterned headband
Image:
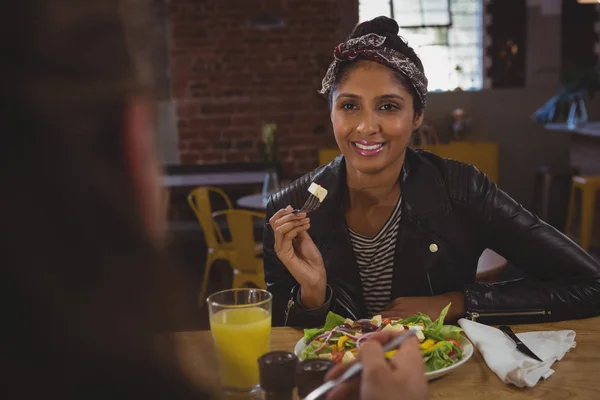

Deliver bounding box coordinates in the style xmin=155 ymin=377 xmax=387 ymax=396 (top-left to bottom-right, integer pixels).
xmin=319 ymin=33 xmax=428 ymax=108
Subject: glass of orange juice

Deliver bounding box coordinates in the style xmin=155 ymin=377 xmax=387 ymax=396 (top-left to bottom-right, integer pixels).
xmin=207 ymin=288 xmax=272 ymax=393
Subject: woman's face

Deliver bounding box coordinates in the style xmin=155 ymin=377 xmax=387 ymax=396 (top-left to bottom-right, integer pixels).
xmin=330 ymin=60 xmax=423 ymax=176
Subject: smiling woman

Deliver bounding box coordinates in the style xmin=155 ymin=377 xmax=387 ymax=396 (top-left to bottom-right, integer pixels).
xmin=263 ymin=16 xmax=600 ymax=330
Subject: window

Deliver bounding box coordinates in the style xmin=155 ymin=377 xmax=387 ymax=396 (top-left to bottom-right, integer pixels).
xmin=359 ymin=0 xmax=483 ymax=91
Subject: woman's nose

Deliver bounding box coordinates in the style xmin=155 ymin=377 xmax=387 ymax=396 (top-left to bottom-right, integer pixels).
xmin=356 ymin=111 xmax=379 ymax=135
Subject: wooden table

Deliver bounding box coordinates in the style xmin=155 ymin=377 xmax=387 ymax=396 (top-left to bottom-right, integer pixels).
xmin=175 ymin=317 xmax=600 ymax=399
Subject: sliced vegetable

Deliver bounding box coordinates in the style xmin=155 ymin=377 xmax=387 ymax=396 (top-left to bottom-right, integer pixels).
xmin=337 ymin=335 xmax=349 ymax=350
xmin=419 ymin=339 xmax=436 ymax=350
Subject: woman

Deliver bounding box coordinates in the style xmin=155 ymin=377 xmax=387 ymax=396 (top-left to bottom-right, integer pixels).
xmin=264 ymin=16 xmax=600 ymax=327
xmin=1 ymin=3 xmax=426 ymax=400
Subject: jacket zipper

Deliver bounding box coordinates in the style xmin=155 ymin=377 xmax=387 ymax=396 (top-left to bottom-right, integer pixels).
xmin=426 ymin=271 xmax=435 ymax=296
xmin=284 ymin=286 xmax=296 ymax=327
xmin=284 ymin=297 xmax=294 ymax=326
xmin=467 ymin=309 xmax=550 ymax=322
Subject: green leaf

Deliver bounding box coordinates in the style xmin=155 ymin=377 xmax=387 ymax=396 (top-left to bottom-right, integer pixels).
xmin=303 ymin=312 xmax=345 ymax=342
xmin=304 ymin=327 xmax=325 ymax=342
xmin=323 ymin=311 xmax=346 ymax=331
xmin=300 ymin=340 xmax=321 ymax=360
xmin=438 ymin=324 xmax=463 ymax=341
xmin=423 ymin=303 xmax=463 ymax=341
xmin=422 ymin=342 xmax=455 ymax=372
xmin=398 ymin=313 xmax=432 ymax=326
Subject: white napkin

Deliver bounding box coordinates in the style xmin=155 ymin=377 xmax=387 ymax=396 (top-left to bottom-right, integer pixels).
xmin=458 ymin=318 xmax=576 ymax=388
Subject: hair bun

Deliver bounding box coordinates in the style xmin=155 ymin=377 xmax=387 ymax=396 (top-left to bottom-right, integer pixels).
xmin=351 ymin=16 xmax=399 ymax=38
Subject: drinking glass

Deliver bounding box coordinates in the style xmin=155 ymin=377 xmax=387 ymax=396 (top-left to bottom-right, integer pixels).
xmin=207 ymin=288 xmax=272 ymax=393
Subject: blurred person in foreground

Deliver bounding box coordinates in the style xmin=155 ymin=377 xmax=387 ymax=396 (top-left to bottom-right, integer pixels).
xmin=0 ymin=1 xmax=428 ymax=399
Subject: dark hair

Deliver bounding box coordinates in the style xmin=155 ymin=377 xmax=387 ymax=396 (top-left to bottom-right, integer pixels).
xmin=329 ymin=16 xmax=425 ymax=117
xmin=1 ymin=1 xmax=209 ymax=398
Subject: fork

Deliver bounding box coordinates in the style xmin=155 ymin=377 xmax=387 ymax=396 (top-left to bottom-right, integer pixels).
xmin=302 ymin=330 xmax=417 ymax=400
xmin=292 ymin=192 xmax=322 ymax=214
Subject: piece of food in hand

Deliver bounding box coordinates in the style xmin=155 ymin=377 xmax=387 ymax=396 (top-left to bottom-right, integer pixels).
xmin=299 ymin=303 xmax=464 ymax=373
xmin=308 ymin=182 xmax=328 ymax=202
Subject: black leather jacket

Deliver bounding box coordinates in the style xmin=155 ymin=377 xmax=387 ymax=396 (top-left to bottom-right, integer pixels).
xmin=263 ymin=149 xmax=600 ymax=327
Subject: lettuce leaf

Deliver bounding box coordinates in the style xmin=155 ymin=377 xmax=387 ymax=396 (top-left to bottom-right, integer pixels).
xmin=422 ymin=341 xmax=455 ymax=372
xmin=398 ymin=313 xmax=432 ymax=326
xmin=304 ymin=328 xmax=325 ymax=342
xmin=324 ymin=311 xmax=346 ymax=330
xmin=303 ymin=311 xmax=346 ymax=342
xmin=300 ymin=340 xmax=321 ymax=360
xmin=437 ymin=324 xmax=463 ymax=341
xmin=300 ymin=339 xmax=334 ymax=361
xmin=423 ymin=303 xmax=463 ymax=341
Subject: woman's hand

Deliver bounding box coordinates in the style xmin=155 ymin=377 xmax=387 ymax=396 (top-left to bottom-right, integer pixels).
xmin=325 ymin=331 xmax=429 ymax=400
xmin=381 ymin=292 xmax=465 ymax=322
xmin=269 ymin=206 xmax=326 ymax=307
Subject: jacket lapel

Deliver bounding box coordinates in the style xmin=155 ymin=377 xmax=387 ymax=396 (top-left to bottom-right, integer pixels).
xmin=390 ymin=149 xmax=452 ymax=298
xmin=308 ymin=156 xmax=366 ymax=317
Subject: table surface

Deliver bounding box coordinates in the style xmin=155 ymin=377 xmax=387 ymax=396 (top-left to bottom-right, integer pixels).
xmin=175 ymin=317 xmax=600 ymax=399
xmin=545 ymin=121 xmax=600 ymax=138
xmin=236 ymin=193 xmax=270 ymax=210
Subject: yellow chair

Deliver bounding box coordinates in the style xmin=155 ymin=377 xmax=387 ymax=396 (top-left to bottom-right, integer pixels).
xmin=566 ymin=175 xmax=600 ymax=251
xmin=318 ymin=148 xmax=341 ymax=166
xmin=417 ymin=142 xmax=499 ymax=184
xmin=211 ymin=209 xmax=266 ymax=290
xmin=188 ymin=187 xmax=262 ymax=306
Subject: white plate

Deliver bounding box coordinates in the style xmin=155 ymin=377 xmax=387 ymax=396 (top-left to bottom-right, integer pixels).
xmin=294 ymin=335 xmax=473 ymax=381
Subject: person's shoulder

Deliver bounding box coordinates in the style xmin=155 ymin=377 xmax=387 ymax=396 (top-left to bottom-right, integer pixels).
xmin=410 ymin=148 xmax=492 ymax=203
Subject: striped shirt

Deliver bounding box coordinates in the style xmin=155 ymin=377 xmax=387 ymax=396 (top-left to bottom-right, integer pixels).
xmin=348 ymin=197 xmax=402 ymax=316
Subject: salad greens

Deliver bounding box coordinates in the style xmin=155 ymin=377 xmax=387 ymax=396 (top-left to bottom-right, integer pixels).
xmin=300 ymin=303 xmax=464 ymax=373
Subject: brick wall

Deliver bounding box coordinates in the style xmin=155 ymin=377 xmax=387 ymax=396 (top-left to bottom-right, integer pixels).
xmin=168 ymin=0 xmax=358 ymax=178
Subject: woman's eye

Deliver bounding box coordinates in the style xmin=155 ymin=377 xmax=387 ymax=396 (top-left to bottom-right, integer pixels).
xmin=341 ymin=103 xmax=358 ymax=111
xmin=380 ymin=103 xmax=398 ymax=111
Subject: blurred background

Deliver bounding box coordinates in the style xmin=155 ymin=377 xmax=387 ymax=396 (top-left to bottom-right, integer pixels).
xmin=147 ymin=0 xmax=600 ymax=330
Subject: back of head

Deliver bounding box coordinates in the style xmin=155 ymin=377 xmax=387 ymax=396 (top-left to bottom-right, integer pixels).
xmin=0 ymin=1 xmax=207 ymax=398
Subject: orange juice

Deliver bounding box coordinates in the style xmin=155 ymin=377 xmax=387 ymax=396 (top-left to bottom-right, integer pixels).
xmin=210 ymin=306 xmax=271 ymax=390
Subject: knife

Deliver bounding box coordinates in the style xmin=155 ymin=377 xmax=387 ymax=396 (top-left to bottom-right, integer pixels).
xmin=498 ymin=325 xmax=543 ymax=362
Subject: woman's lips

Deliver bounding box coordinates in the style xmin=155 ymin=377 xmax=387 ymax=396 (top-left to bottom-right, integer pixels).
xmin=352 ymin=141 xmax=385 ymax=157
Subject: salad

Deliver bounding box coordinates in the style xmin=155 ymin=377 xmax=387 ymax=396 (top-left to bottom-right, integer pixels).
xmin=300 ymin=303 xmax=464 ymax=373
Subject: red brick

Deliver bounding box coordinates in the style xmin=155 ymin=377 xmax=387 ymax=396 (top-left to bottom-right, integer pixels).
xmin=170 ymin=0 xmax=359 ymax=177
xmin=180 ymin=154 xmax=198 ymax=164
xmin=198 ymin=152 xmax=224 ymax=163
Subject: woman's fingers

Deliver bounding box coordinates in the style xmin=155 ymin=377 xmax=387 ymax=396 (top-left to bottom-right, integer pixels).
xmin=274 ymin=220 xmax=310 ymax=257
xmin=274 ymin=217 xmax=309 ymax=242
xmin=270 ymin=206 xmax=306 ymax=228
xmin=268 ymin=206 xmax=292 ymax=226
